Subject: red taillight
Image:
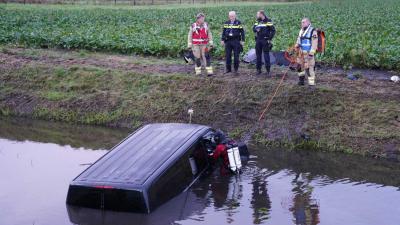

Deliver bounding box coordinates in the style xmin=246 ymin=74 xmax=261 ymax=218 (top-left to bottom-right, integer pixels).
xmin=94 ymin=185 xmax=114 ymax=189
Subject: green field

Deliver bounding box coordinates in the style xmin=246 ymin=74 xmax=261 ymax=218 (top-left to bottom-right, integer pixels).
xmin=1 ymin=0 xmax=399 ymax=70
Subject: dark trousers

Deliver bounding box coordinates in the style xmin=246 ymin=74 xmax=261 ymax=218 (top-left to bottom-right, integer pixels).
xmin=225 ymin=39 xmax=241 ymax=71
xmin=255 ymin=40 xmax=270 ymax=72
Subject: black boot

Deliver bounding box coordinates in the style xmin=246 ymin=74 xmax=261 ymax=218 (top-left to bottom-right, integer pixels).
xmin=256 ymin=69 xmax=262 ymax=75
xmin=265 ymin=66 xmax=271 ymax=76
xmin=224 ymin=65 xmax=232 ymax=74
xmin=298 ymin=76 xmax=305 ymax=86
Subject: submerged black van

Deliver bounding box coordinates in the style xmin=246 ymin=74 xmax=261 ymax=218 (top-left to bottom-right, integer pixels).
xmin=66 ymin=123 xmax=218 ymax=213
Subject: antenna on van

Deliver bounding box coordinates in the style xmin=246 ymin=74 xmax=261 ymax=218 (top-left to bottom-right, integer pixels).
xmin=188 ymin=108 xmax=194 ymax=123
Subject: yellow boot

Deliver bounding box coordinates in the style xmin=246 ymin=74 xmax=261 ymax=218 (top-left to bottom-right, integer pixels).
xmin=206 ymin=66 xmax=214 ymax=76
xmin=195 ymin=66 xmax=202 ymax=75
xmin=307 ymin=68 xmax=316 ymax=86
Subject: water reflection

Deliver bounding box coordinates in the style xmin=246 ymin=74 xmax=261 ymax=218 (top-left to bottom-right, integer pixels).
xmin=252 ymin=147 xmax=400 ymax=188
xmin=290 ymin=173 xmax=320 ymax=225
xmin=65 ymin=153 xmax=400 ymax=225
xmin=0 ymin=117 xmax=129 ymax=149
xmin=0 ymin=138 xmax=107 ymax=225
xmin=1 ymin=119 xmax=400 ymax=225
xmin=250 ymin=164 xmax=272 ymax=224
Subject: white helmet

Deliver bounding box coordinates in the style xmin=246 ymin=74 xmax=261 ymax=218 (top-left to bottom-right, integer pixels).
xmin=390 ymin=75 xmax=399 ymax=83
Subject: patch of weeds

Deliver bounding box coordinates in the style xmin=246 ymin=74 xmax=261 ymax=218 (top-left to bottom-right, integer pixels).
xmin=294 ymin=140 xmax=323 ymax=151
xmin=0 ymin=85 xmax=14 ymax=95
xmin=55 ymin=67 xmax=68 ymax=77
xmin=78 ymin=50 xmax=89 ymax=57
xmin=131 ymin=120 xmax=142 ymax=129
xmin=41 ymin=91 xmax=71 ymax=101
xmin=228 ymin=127 xmax=247 ymax=140
xmin=69 ymin=66 xmax=80 ymax=72
xmin=33 ymin=107 xmax=78 ymax=123
xmin=82 ymin=112 xmax=112 ymax=125
xmin=0 ymin=46 xmax=11 ymax=54
xmin=20 ymin=49 xmax=40 ymax=59
xmin=317 ymin=86 xmax=333 ymax=92
xmin=343 ymin=64 xmax=353 ymax=71
xmin=343 ymin=147 xmax=354 ymax=154
xmin=0 ymin=107 xmax=12 ymax=116
xmin=81 ymin=66 xmax=106 ymax=75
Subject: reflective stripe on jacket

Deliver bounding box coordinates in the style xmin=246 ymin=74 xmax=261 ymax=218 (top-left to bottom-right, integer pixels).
xmin=221 ymin=20 xmax=245 ymax=41
xmin=191 ymin=22 xmax=209 ymax=45
xmin=253 ymin=18 xmax=276 ymax=41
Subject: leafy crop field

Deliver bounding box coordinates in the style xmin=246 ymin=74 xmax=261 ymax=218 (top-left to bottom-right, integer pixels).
xmin=0 ymin=0 xmax=399 ymax=70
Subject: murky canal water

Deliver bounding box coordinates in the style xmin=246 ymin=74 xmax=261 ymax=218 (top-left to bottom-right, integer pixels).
xmin=1 ymin=118 xmax=399 ymax=225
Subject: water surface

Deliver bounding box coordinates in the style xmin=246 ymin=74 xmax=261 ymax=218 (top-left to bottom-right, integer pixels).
xmin=0 ymin=118 xmax=399 ymax=225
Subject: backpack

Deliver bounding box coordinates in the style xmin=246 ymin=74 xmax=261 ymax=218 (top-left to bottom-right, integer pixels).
xmin=313 ymin=28 xmax=326 ymax=53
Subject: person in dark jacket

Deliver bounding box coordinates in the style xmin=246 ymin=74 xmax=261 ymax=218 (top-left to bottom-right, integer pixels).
xmin=253 ymin=10 xmax=276 ymax=76
xmin=221 ymin=11 xmax=245 ymax=75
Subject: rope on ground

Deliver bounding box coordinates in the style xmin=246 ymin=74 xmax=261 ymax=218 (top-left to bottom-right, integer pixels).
xmin=241 ymin=45 xmax=299 ymax=144
xmin=240 ymin=68 xmax=289 ymax=144
xmin=257 ymin=69 xmax=288 ymax=122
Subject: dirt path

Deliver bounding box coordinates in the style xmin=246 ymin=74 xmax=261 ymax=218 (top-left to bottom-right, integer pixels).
xmin=0 ymin=49 xmax=192 ymax=75
xmin=2 ymin=47 xmax=399 ymax=101
xmin=2 ymin=47 xmax=398 ymax=81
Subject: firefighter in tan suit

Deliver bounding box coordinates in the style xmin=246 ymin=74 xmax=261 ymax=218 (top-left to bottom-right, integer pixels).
xmin=295 ymin=18 xmax=318 ymax=86
xmin=188 ymin=13 xmax=214 ymax=76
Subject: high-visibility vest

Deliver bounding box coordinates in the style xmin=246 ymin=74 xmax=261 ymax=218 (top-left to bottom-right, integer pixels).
xmin=300 ymin=25 xmax=314 ymax=52
xmin=192 ymin=22 xmax=209 ymax=45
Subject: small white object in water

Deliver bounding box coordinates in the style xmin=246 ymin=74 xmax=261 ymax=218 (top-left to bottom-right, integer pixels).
xmin=390 ymin=75 xmax=399 ymax=83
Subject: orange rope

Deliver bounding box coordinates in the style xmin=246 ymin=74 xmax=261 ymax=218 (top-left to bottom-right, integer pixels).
xmin=241 ymin=46 xmax=299 ymax=143
xmin=257 ymin=45 xmax=299 ymax=122
xmin=257 ymin=68 xmax=288 ymax=121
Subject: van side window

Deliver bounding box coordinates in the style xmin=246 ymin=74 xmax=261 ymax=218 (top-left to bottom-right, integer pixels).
xmin=190 ymin=140 xmax=208 ymax=174
xmin=148 ymin=139 xmax=207 ymax=210
xmin=148 ymin=150 xmax=192 ymax=209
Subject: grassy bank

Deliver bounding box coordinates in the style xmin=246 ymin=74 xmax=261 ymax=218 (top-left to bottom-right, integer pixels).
xmin=1 ymin=0 xmax=400 ymax=70
xmin=0 ymin=47 xmax=399 ymax=159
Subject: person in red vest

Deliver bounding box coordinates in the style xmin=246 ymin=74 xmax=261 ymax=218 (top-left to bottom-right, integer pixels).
xmin=187 ymin=13 xmax=214 ymax=76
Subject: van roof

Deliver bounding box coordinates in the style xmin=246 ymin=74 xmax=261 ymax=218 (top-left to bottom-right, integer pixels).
xmin=71 ymin=123 xmax=210 ymax=187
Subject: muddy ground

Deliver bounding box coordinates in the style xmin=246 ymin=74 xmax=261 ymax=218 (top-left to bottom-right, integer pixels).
xmin=0 ymin=47 xmax=399 ymax=159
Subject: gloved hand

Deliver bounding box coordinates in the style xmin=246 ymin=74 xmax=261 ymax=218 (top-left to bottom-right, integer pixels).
xmin=240 ymin=41 xmax=244 ymax=46
xmin=264 ymin=40 xmax=273 ymax=51
xmin=309 ymin=49 xmax=316 ymax=56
